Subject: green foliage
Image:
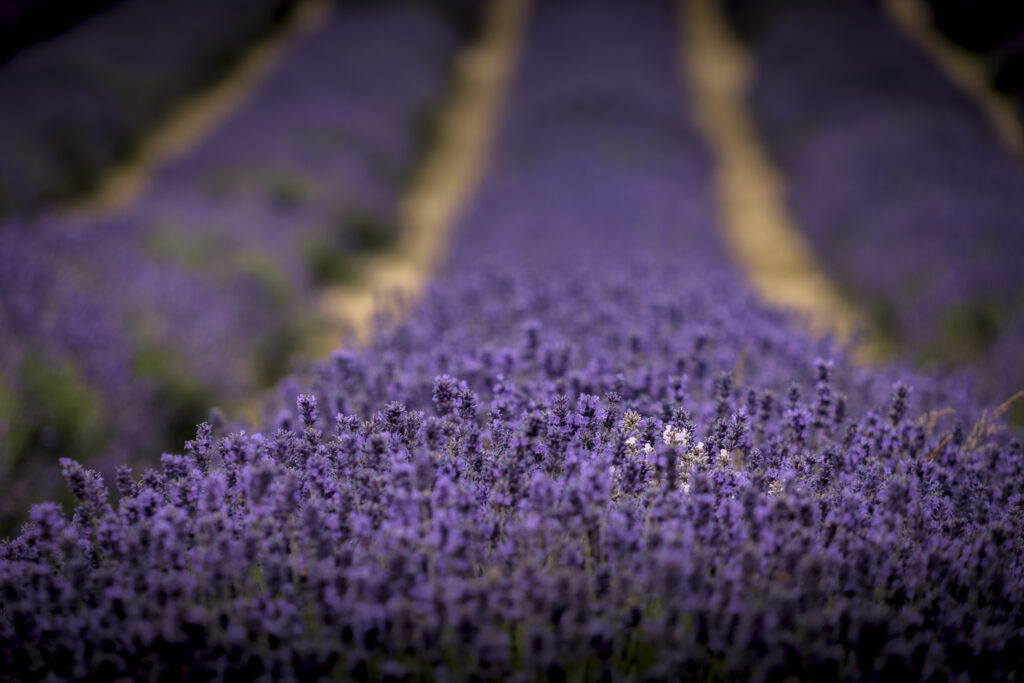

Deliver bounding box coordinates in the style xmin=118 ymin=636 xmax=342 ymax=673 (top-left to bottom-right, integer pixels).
xmin=200 ymin=166 xmax=318 ymax=208
xmin=143 ymin=221 xmax=232 ymax=271
xmin=865 ymin=297 xmax=900 ymax=359
xmin=132 ymin=344 xmax=211 ymax=451
xmin=254 ymin=318 xmax=311 ymax=386
xmin=225 ymin=247 xmax=314 ymax=385
xmin=412 ymin=99 xmax=444 ymax=165
xmin=267 ymin=173 xmax=316 ymax=208
xmin=47 ymin=124 xmax=101 ymax=197
xmin=200 ymin=170 xmax=237 ymax=199
xmin=1008 ymin=401 xmax=1024 ymax=430
xmin=2 ymin=355 xmax=106 ymax=473
xmin=940 ymin=300 xmax=1002 ymax=359
xmin=339 ymin=208 xmax=396 ymax=253
xmin=294 ymin=124 xmax=356 ymax=151
xmin=0 ymin=377 xmax=19 ymax=469
xmin=229 ymin=247 xmax=294 ymax=303
xmin=303 ymin=238 xmax=359 ymax=286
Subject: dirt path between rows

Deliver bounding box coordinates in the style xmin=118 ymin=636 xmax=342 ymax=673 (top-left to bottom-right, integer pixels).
xmin=680 ymin=0 xmax=878 ymax=360
xmin=313 ymin=0 xmax=531 ymax=348
xmin=883 ymin=0 xmax=1024 ymax=156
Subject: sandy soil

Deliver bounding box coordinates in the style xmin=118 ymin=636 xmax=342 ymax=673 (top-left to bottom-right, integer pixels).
xmin=314 ymin=0 xmax=531 ymax=348
xmin=680 ymin=0 xmax=879 ymax=360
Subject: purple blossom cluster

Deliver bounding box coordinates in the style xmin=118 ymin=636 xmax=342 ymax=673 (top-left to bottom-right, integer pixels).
xmin=724 ymin=0 xmax=1024 ymax=406
xmin=6 ymin=283 xmax=1020 ymax=679
xmin=3 ymin=0 xmax=1020 ymax=679
xmin=0 ymin=3 xmax=466 ymax=530
xmin=0 ymin=0 xmax=306 ymax=215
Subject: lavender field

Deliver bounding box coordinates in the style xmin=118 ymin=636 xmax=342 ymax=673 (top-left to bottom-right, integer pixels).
xmin=1 ymin=0 xmax=1022 ymax=680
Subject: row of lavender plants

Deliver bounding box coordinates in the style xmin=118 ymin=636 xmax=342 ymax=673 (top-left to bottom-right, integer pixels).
xmin=3 ymin=0 xmax=1019 ymax=679
xmin=0 ymin=2 xmax=469 ymax=531
xmin=722 ymin=0 xmax=1024 ymax=412
xmin=0 ymin=0 xmax=300 ymax=215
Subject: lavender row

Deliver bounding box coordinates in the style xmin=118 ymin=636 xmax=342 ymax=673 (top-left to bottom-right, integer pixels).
xmin=723 ymin=0 xmax=1024 ymax=408
xmin=0 ymin=0 xmax=301 ymax=215
xmin=0 ymin=3 xmax=466 ymax=530
xmin=3 ymin=0 xmax=1019 ymax=679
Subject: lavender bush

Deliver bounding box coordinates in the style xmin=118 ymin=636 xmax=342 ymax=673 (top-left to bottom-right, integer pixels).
xmin=724 ymin=0 xmax=1024 ymax=409
xmin=0 ymin=2 xmax=466 ymax=530
xmin=2 ymin=0 xmax=1020 ymax=679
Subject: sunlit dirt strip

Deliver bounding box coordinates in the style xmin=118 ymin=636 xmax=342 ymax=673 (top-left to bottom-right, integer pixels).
xmin=679 ymin=0 xmax=876 ymax=360
xmin=314 ymin=0 xmax=531 ymax=349
xmin=883 ymin=0 xmax=1024 ymax=156
xmin=66 ymin=0 xmax=333 ymax=217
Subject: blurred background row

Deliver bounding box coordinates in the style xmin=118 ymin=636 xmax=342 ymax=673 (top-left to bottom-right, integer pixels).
xmin=1 ymin=0 xmax=1023 ymax=531
xmin=0 ymin=0 xmax=486 ymax=528
xmin=723 ymin=0 xmax=1024 ymax=402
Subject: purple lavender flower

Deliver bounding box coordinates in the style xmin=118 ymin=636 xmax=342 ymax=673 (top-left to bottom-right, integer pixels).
xmin=1 ymin=1 xmax=1021 ymax=679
